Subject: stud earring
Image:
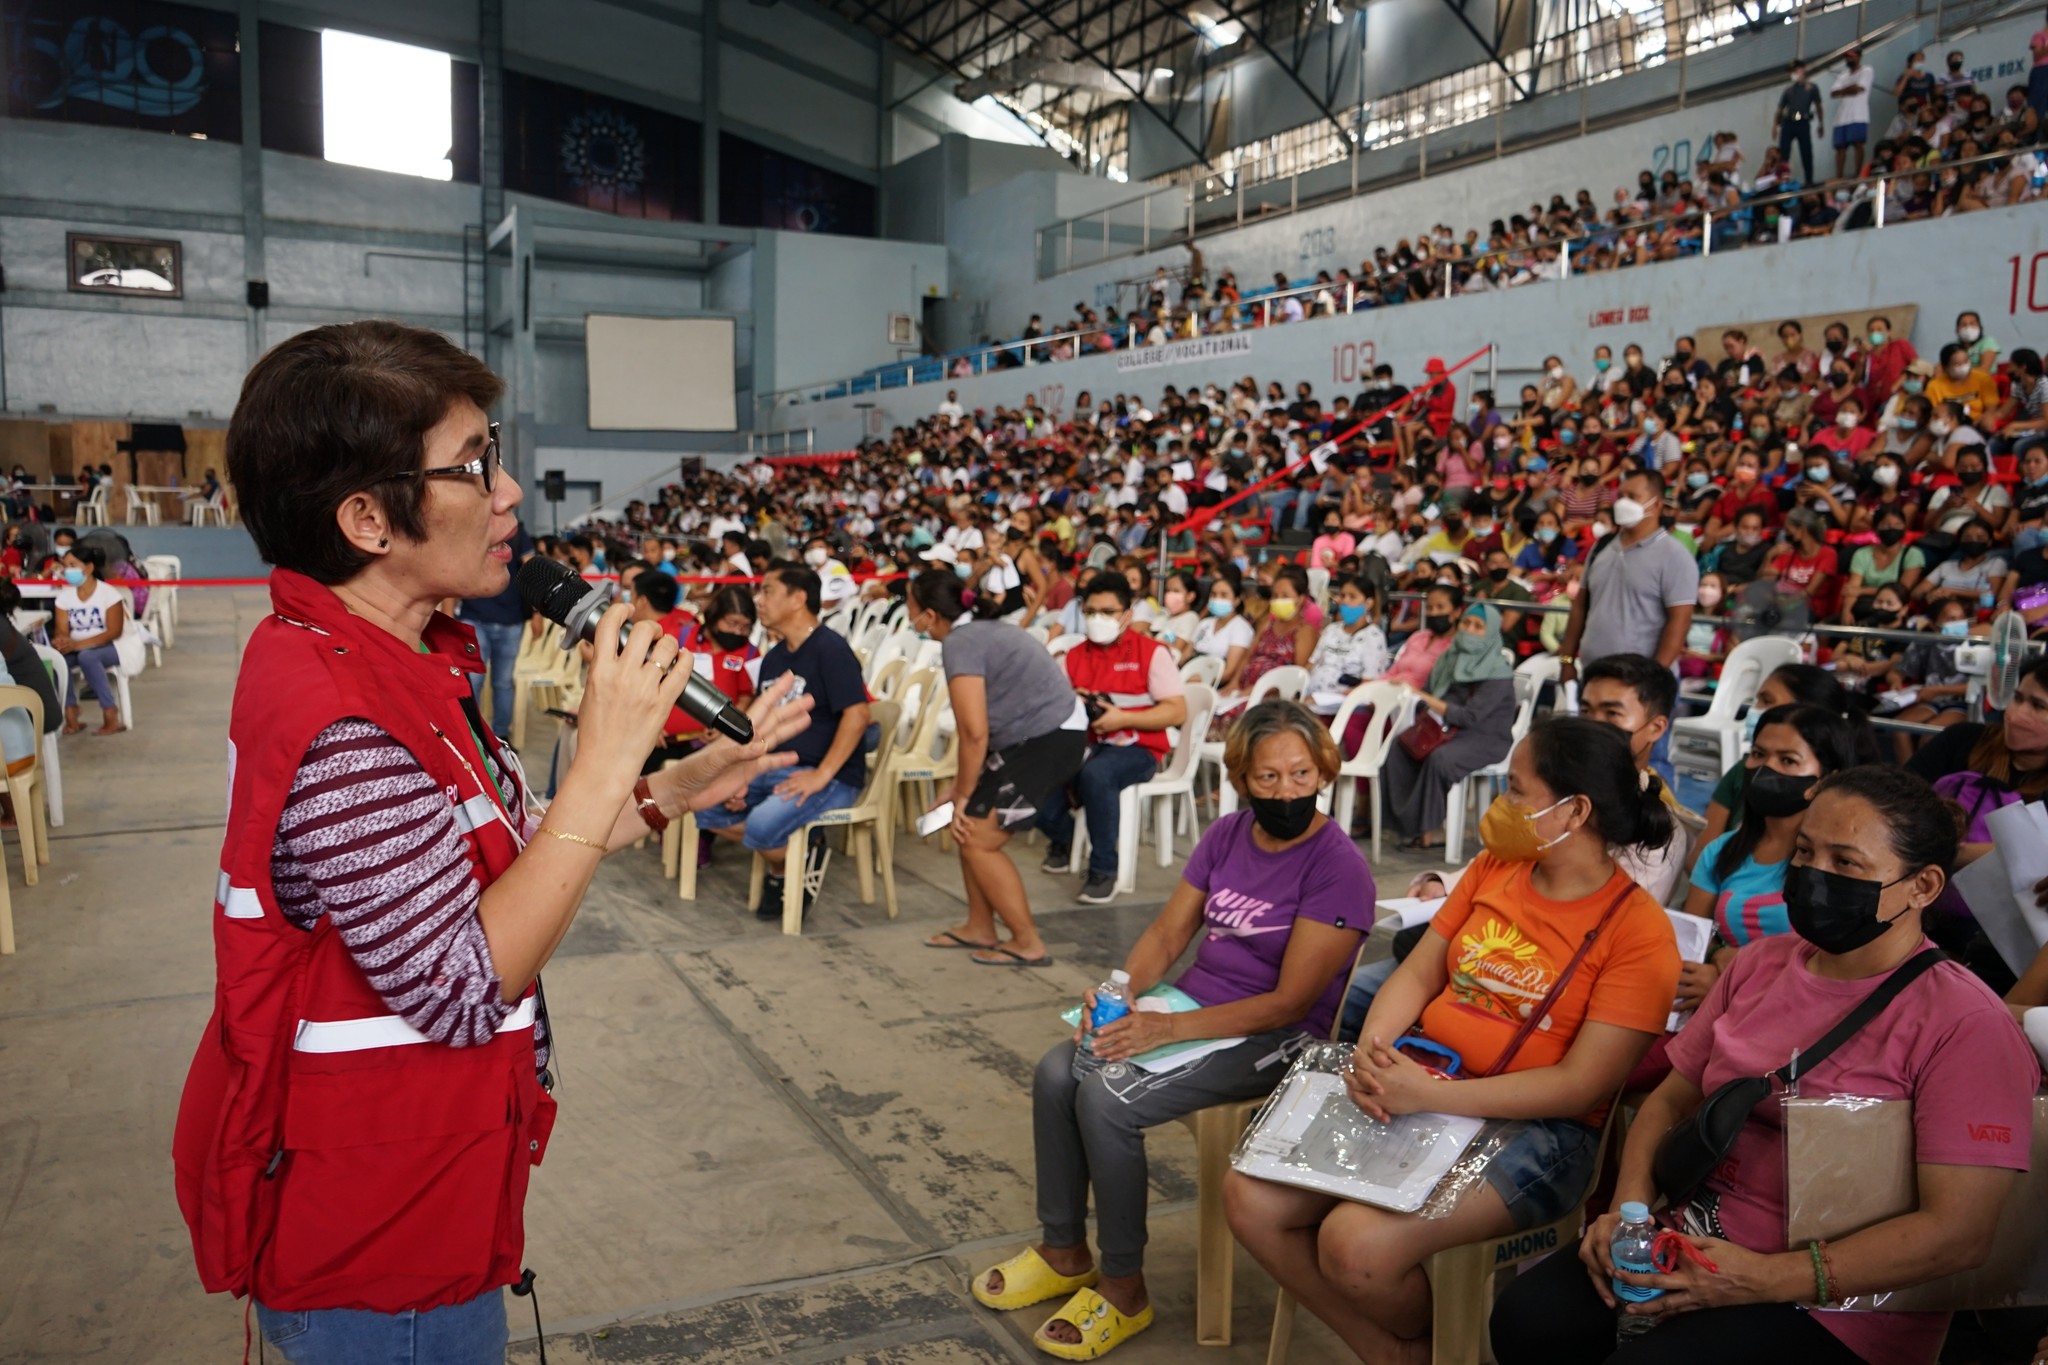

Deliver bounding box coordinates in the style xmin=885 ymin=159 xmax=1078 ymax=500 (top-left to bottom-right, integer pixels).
xmin=378 ymin=537 xmax=388 ymax=548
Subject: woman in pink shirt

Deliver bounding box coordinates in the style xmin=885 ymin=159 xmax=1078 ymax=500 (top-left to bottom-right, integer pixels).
xmin=1493 ymin=765 xmax=2036 ymax=1365
xmin=1384 ymin=583 xmax=1461 ymax=690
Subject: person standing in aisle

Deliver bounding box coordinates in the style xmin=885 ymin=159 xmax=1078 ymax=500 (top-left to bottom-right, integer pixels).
xmin=1557 ymin=468 xmax=1699 ymax=786
xmin=912 ymin=571 xmax=1087 ymax=965
xmin=457 ymin=519 xmax=535 ymax=741
xmin=1831 ymin=48 xmax=1872 ymax=178
xmin=1773 ymin=58 xmax=1824 ymax=187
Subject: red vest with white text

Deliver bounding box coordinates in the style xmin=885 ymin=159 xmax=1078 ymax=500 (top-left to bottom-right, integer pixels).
xmin=171 ymin=569 xmax=556 ymax=1313
xmin=1064 ymin=630 xmax=1170 ymax=758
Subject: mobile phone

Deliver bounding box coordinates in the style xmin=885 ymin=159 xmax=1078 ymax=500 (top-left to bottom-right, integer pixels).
xmin=917 ymin=801 xmax=956 ymax=838
xmin=545 ymin=708 xmax=577 ymax=724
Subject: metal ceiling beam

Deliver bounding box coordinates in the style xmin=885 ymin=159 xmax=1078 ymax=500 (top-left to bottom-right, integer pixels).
xmin=837 ymin=0 xmax=982 ymax=82
xmin=1182 ymin=0 xmax=1356 ymax=145
xmin=1438 ymin=0 xmax=1531 ymax=98
xmin=998 ymin=0 xmax=1213 ymax=166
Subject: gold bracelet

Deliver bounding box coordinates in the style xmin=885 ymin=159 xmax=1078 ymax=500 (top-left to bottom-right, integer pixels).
xmin=537 ymin=826 xmax=606 ymax=850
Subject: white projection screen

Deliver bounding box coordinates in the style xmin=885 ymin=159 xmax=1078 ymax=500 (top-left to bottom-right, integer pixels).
xmin=585 ymin=314 xmax=736 ymax=431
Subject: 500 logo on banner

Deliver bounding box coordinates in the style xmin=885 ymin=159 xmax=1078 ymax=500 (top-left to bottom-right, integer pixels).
xmin=1115 ymin=333 xmax=1254 ymax=372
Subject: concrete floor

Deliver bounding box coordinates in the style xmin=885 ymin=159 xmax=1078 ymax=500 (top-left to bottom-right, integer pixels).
xmin=0 ymin=588 xmax=1454 ymax=1365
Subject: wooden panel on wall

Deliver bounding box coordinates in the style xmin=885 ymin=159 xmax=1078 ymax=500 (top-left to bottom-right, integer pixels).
xmin=66 ymin=421 xmax=127 ymax=479
xmin=0 ymin=421 xmax=53 ymax=482
xmin=185 ymin=429 xmax=227 ymax=480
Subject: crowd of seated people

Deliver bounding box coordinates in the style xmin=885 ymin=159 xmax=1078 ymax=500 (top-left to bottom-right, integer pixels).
xmin=974 ymin=41 xmax=2044 ymax=370
xmin=537 ymin=301 xmax=2048 ymax=1358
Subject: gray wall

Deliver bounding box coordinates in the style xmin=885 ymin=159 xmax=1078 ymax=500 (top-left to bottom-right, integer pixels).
xmin=773 ymin=200 xmax=2048 ymax=450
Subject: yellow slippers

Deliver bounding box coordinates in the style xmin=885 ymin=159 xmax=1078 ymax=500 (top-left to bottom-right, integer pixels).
xmin=1030 ymin=1287 xmax=1156 ymax=1360
xmin=971 ymin=1247 xmax=1101 ymax=1311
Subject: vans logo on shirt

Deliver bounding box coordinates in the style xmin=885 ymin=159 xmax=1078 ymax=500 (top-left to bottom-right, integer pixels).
xmin=1968 ymin=1123 xmax=2014 ymax=1144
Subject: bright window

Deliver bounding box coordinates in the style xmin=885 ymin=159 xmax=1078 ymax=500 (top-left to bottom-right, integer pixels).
xmin=321 ymin=30 xmax=453 ymax=181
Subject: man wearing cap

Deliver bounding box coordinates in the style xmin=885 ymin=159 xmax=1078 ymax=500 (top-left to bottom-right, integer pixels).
xmin=1395 ymin=357 xmax=1458 ymax=464
xmin=1831 ymin=49 xmax=1872 ymax=177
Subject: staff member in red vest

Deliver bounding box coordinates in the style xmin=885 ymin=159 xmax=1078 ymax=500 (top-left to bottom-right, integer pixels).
xmin=172 ymin=320 xmax=812 ymax=1365
xmin=1036 ymin=572 xmax=1189 ymax=903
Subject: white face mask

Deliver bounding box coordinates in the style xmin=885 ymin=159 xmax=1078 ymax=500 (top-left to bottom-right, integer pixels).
xmin=1960 ymin=325 xmax=1981 ymax=343
xmin=1873 ymin=463 xmax=1900 ymax=487
xmin=804 ymin=547 xmax=828 ymax=567
xmin=1931 ymin=418 xmax=1955 ymax=436
xmin=1836 ymin=412 xmax=1858 ymax=431
xmin=1611 ymin=496 xmax=1648 ymax=529
xmin=1547 ymin=365 xmax=1564 ymax=379
xmin=1083 ymin=613 xmax=1125 ymax=646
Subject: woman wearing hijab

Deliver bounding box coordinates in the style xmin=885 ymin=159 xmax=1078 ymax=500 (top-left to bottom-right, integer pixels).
xmin=1382 ymin=605 xmax=1520 ymax=850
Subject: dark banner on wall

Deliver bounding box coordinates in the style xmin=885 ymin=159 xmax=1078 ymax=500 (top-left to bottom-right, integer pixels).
xmin=503 ymin=70 xmax=701 ymax=222
xmin=3 ymin=0 xmax=240 ymax=139
xmin=719 ymin=132 xmax=875 ymax=237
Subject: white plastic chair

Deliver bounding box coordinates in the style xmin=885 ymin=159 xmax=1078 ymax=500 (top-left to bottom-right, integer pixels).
xmin=77 ymin=483 xmax=109 ymax=527
xmin=1046 ymin=634 xmax=1083 ymax=659
xmin=1306 ymin=567 xmax=1331 ymax=610
xmin=188 ymin=489 xmax=229 ymax=527
xmin=1442 ymin=662 xmax=1549 ymax=865
xmin=1180 ymin=654 xmax=1224 ymax=688
xmin=0 ymin=684 xmax=50 ymax=886
xmin=1067 ymin=684 xmax=1216 ymax=896
xmin=141 ymin=555 xmax=180 ymax=628
xmin=123 ymin=488 xmax=161 ymax=526
xmin=1322 ymin=680 xmax=1415 ymax=861
xmin=1671 ymin=635 xmax=1803 ymax=776
xmin=748 ymin=700 xmax=902 ymax=934
xmin=1200 ymin=665 xmax=1311 ymax=818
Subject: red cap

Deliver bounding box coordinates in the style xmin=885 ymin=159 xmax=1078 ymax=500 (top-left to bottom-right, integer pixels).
xmin=1424 ymin=357 xmax=1447 ymax=374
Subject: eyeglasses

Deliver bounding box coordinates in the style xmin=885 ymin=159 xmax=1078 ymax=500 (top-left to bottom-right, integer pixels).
xmin=385 ymin=422 xmax=501 ymax=492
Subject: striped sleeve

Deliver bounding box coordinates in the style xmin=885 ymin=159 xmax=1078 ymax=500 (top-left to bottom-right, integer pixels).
xmin=272 ymin=718 xmax=514 ymax=1047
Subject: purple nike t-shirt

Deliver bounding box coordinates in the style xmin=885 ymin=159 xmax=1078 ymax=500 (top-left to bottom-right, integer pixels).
xmin=1173 ymin=811 xmax=1374 ymax=1038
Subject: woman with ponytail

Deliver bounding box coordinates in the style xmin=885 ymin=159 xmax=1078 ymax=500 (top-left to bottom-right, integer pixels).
xmin=909 ymin=571 xmax=1087 ymax=965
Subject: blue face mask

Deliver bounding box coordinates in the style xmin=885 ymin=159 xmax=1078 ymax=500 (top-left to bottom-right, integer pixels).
xmin=954 ymin=563 xmax=973 ymax=579
xmin=61 ymin=567 xmax=85 ymax=587
xmin=1208 ymin=597 xmax=1234 ymax=617
xmin=1687 ymin=471 xmax=1710 ymax=489
xmin=1557 ymin=431 xmax=1578 ymax=447
xmin=1642 ymin=418 xmax=1661 ymax=435
xmin=1536 ymin=527 xmax=1559 ymax=544
xmin=1897 ymin=418 xmax=1920 ymax=432
xmin=1337 ymin=602 xmax=1370 ymax=626
xmin=1941 ymin=618 xmax=1971 ymax=637
xmin=1805 ymin=466 xmax=1830 ymax=482
xmin=1594 ymin=358 xmax=1612 ymax=371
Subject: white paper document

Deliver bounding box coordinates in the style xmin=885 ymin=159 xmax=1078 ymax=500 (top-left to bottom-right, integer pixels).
xmin=1663 ymin=909 xmax=1716 ymax=1032
xmin=1232 ymin=1071 xmax=1485 ymax=1212
xmin=1373 ymin=896 xmax=1448 ymax=932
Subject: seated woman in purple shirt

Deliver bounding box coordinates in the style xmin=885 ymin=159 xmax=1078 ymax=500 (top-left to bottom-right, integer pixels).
xmin=968 ymin=699 xmax=1371 ymax=1360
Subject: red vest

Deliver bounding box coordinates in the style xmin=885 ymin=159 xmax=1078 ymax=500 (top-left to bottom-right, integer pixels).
xmin=1064 ymin=630 xmax=1170 ymax=758
xmin=172 ymin=569 xmax=555 ymax=1313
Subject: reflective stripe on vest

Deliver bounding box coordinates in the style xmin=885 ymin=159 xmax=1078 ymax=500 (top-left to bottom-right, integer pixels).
xmin=292 ymin=995 xmax=537 ymax=1054
xmin=449 ymin=792 xmax=500 ymax=836
xmin=217 ymin=870 xmax=263 ymax=919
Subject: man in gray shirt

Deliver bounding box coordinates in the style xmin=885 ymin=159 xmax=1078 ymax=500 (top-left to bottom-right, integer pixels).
xmin=1557 ymin=467 xmax=1698 ymax=782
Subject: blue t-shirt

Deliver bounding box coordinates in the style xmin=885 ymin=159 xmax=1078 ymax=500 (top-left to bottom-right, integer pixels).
xmin=1688 ymin=832 xmax=1790 ymax=946
xmin=759 ymin=624 xmax=869 ymax=788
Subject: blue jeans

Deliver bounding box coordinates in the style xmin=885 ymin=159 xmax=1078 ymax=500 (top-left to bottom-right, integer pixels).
xmin=1035 ymin=743 xmax=1161 ymax=878
xmin=1260 ymin=488 xmax=1312 ymax=531
xmin=1337 ymin=957 xmax=1399 ymax=1042
xmin=692 ymin=767 xmax=860 ymax=852
xmin=468 ymin=621 xmax=525 ymax=739
xmin=72 ymin=642 xmax=121 ymax=711
xmin=255 ymin=1289 xmax=505 ymax=1365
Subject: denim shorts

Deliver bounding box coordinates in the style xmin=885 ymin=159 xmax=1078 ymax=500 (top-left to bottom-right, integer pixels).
xmin=1479 ymin=1115 xmax=1601 ymax=1230
xmin=691 ymin=767 xmax=861 ymax=851
xmin=255 ymin=1289 xmax=506 ymax=1365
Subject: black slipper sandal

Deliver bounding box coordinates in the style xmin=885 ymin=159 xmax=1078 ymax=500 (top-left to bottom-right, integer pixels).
xmin=971 ymin=946 xmax=1056 ymax=967
xmin=925 ymin=930 xmax=1001 ymax=950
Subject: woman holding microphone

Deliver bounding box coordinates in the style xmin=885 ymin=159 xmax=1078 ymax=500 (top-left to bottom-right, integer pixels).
xmin=173 ymin=321 xmax=811 ymax=1364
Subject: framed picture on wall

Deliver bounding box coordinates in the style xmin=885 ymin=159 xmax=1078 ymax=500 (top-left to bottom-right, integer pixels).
xmin=67 ymin=233 xmax=183 ymax=298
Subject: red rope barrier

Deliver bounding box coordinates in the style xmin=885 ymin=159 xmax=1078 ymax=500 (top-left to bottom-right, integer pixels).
xmin=1170 ymin=342 xmax=1493 ymax=537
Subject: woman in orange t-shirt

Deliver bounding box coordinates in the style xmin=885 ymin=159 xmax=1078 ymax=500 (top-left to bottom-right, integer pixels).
xmin=1225 ymin=716 xmax=1680 ymax=1362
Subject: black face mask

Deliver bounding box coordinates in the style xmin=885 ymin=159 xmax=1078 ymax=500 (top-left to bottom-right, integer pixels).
xmin=1830 ymin=371 xmax=1851 ymax=386
xmin=1825 ymin=338 xmax=1846 ymax=354
xmin=711 ymin=628 xmax=751 ymax=651
xmin=1747 ymin=766 xmax=1817 ymax=818
xmin=1247 ymin=792 xmax=1317 ymax=842
xmin=1959 ymin=469 xmax=1986 ymax=486
xmin=1486 ymin=566 xmax=1511 ymax=582
xmin=1961 ymin=538 xmax=1991 ymax=554
xmin=1784 ymin=863 xmax=1914 ymax=954
xmin=1877 ymin=526 xmax=1906 ymax=546
xmin=1424 ymin=612 xmax=1454 ymax=635
xmin=1577 ymin=473 xmax=1600 ymax=486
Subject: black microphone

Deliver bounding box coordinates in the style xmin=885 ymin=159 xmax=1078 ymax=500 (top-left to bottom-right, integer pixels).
xmin=516 ymin=556 xmax=755 ymax=744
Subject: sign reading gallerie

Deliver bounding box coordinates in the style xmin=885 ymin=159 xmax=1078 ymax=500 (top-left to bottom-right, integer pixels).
xmin=1114 ymin=333 xmax=1254 ymax=372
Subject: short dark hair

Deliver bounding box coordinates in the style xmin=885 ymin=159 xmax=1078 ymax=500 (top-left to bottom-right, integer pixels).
xmin=1581 ymin=652 xmax=1678 ymax=720
xmin=1524 ymin=716 xmax=1675 ymax=851
xmin=767 ymin=559 xmax=822 ymax=614
xmin=1081 ymin=571 xmax=1134 ymax=608
xmin=1625 ymin=466 xmax=1668 ymax=499
xmin=635 ymin=571 xmax=679 ymax=615
xmin=228 ymin=320 xmax=503 ymax=584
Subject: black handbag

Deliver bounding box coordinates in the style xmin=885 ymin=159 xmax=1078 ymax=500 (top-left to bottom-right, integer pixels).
xmin=1652 ymin=948 xmax=1943 ymax=1205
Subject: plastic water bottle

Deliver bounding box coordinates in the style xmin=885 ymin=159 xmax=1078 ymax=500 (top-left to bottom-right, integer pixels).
xmin=2032 ymin=159 xmax=2046 ymax=197
xmin=1611 ymin=1201 xmax=1663 ymax=1342
xmin=1072 ymin=970 xmax=1133 ymax=1077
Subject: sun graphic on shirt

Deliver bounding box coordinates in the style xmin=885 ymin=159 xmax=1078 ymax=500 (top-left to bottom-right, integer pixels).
xmin=1449 ymin=918 xmax=1558 ymax=1024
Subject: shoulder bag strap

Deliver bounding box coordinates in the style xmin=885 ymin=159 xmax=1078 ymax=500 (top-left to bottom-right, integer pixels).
xmin=1482 ymin=879 xmax=1637 ymax=1078
xmin=1773 ymin=948 xmax=1945 ymax=1087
